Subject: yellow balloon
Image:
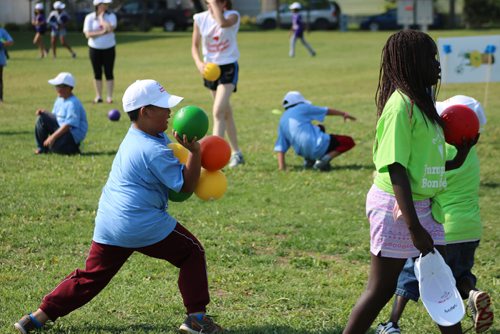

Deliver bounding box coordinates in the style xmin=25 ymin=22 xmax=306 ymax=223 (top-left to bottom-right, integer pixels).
xmin=203 ymin=63 xmax=221 ymax=81
xmin=168 ymin=143 xmax=189 ymax=164
xmin=195 ymin=169 xmax=227 ymax=201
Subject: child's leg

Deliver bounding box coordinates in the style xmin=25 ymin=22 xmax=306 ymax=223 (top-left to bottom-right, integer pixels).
xmin=60 ymin=35 xmax=75 ymax=56
xmin=38 ymin=241 xmax=132 ymax=322
xmin=343 ymin=254 xmax=406 ymax=334
xmin=35 ymin=112 xmax=59 ymax=152
xmin=289 ymin=34 xmax=297 ymax=57
xmin=139 ymin=223 xmax=209 ymax=314
xmin=388 ymin=258 xmax=419 ymax=325
xmin=212 ymin=84 xmax=239 ymax=148
xmin=50 ymin=34 xmax=57 ymax=58
xmin=299 ymin=36 xmax=316 ymax=56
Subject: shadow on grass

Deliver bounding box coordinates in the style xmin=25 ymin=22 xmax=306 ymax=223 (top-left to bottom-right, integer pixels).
xmin=81 ymin=150 xmax=117 ymax=156
xmin=480 ymin=181 xmax=499 ymax=189
xmin=0 ymin=130 xmax=32 ymax=136
xmin=7 ymin=31 xmax=186 ymax=52
xmin=288 ymin=163 xmax=372 ymax=172
xmin=47 ymin=324 xmax=349 ymax=333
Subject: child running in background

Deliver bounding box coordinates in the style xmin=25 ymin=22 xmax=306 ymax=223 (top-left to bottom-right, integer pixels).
xmin=32 ymin=3 xmax=48 ymax=58
xmin=288 ymin=2 xmax=316 ymax=57
xmin=376 ymin=95 xmax=493 ymax=334
xmin=274 ymin=90 xmax=356 ymax=171
xmin=48 ymin=1 xmax=76 ymax=59
xmin=15 ymin=80 xmax=222 ymax=334
xmin=342 ymin=30 xmax=475 ymax=334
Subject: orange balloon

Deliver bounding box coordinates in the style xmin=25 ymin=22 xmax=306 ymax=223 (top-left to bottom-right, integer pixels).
xmin=195 ymin=169 xmax=227 ymax=201
xmin=200 ymin=135 xmax=231 ymax=171
xmin=168 ymin=143 xmax=189 ymax=164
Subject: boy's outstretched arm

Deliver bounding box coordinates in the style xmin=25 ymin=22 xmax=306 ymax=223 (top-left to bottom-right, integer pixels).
xmin=174 ymin=131 xmax=201 ymax=193
xmin=326 ymin=108 xmax=356 ymax=121
xmin=277 ymin=151 xmax=286 ymax=171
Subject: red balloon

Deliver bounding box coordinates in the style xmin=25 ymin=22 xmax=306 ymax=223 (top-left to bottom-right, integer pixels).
xmin=440 ymin=104 xmax=479 ymax=145
xmin=200 ymin=135 xmax=231 ymax=171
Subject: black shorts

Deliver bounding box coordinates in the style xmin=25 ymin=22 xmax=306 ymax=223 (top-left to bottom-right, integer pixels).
xmin=204 ymin=62 xmax=239 ymax=92
xmin=317 ymin=124 xmax=339 ymax=153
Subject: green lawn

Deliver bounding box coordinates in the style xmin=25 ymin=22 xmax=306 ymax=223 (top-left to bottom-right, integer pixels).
xmin=0 ymin=29 xmax=499 ymax=334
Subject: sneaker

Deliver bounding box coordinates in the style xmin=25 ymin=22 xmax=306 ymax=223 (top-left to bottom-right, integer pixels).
xmin=179 ymin=314 xmax=223 ymax=334
xmin=468 ymin=290 xmax=494 ymax=333
xmin=71 ymin=52 xmax=76 ymax=58
xmin=228 ymin=152 xmax=244 ymax=168
xmin=313 ymin=154 xmax=332 ymax=171
xmin=375 ymin=322 xmax=401 ymax=334
xmin=303 ymin=158 xmax=315 ymax=169
xmin=14 ymin=314 xmax=43 ymax=334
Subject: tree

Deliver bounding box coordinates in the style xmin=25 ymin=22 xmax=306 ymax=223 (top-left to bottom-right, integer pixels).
xmin=463 ymin=0 xmax=500 ymax=27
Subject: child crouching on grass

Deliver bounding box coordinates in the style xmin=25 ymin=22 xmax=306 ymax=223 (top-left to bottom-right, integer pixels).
xmin=15 ymin=79 xmax=223 ymax=334
xmin=274 ymin=91 xmax=356 ymax=171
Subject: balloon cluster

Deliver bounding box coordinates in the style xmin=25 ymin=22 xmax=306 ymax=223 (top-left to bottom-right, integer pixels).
xmin=168 ymin=106 xmax=230 ymax=202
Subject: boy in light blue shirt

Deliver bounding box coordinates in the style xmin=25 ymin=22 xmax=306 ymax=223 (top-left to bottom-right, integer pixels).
xmin=274 ymin=91 xmax=356 ymax=171
xmin=34 ymin=72 xmax=87 ymax=154
xmin=16 ymin=80 xmax=223 ymax=334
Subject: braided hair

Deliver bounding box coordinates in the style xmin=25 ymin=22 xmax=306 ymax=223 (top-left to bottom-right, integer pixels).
xmin=376 ymin=30 xmax=442 ymax=127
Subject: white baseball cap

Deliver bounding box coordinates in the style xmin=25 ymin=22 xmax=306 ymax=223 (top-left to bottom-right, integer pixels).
xmin=122 ymin=80 xmax=183 ymax=112
xmin=53 ymin=1 xmax=66 ymax=9
xmin=282 ymin=91 xmax=311 ymax=109
xmin=414 ymin=250 xmax=465 ymax=326
xmin=289 ymin=2 xmax=302 ymax=10
xmin=93 ymin=0 xmax=112 ymax=5
xmin=34 ymin=3 xmax=44 ymax=10
xmin=48 ymin=72 xmax=75 ymax=88
xmin=436 ymin=95 xmax=486 ymax=132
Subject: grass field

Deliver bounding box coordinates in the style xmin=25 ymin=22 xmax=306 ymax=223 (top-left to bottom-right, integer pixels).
xmin=0 ymin=28 xmax=499 ymax=334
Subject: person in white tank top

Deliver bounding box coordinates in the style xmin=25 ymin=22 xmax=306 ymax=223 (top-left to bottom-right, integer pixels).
xmin=191 ymin=0 xmax=245 ymax=168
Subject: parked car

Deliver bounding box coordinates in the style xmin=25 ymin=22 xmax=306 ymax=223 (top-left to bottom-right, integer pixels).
xmin=256 ymin=0 xmax=341 ymax=30
xmin=115 ymin=0 xmax=193 ymax=31
xmin=359 ymin=9 xmax=444 ymax=31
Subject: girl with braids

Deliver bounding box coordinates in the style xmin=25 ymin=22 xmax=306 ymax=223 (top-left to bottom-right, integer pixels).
xmin=343 ymin=30 xmax=475 ymax=334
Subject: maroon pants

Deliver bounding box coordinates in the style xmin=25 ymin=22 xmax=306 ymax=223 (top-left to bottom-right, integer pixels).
xmin=40 ymin=223 xmax=210 ymax=320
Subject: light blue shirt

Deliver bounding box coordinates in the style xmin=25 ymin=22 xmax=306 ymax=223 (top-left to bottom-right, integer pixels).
xmin=0 ymin=28 xmax=13 ymax=67
xmin=93 ymin=126 xmax=185 ymax=248
xmin=52 ymin=95 xmax=88 ymax=144
xmin=274 ymin=103 xmax=330 ymax=160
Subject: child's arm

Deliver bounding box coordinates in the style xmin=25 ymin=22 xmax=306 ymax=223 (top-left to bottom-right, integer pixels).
xmin=277 ymin=152 xmax=286 ymax=171
xmin=191 ymin=24 xmax=205 ymax=75
xmin=388 ymin=162 xmax=434 ymax=255
xmin=326 ymin=108 xmax=356 ymax=121
xmin=174 ymin=132 xmax=201 ymax=193
xmin=206 ymin=0 xmax=238 ymax=28
xmin=445 ymin=134 xmax=479 ymax=171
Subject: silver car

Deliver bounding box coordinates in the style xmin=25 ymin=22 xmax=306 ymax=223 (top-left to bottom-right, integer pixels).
xmin=256 ymin=0 xmax=341 ymax=30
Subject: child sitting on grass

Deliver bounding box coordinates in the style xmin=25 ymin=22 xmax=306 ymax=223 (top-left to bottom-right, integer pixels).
xmin=274 ymin=90 xmax=356 ymax=171
xmin=15 ymin=79 xmax=223 ymax=334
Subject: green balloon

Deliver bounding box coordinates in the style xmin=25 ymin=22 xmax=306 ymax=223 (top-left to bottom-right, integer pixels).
xmin=172 ymin=105 xmax=209 ymax=141
xmin=168 ymin=189 xmax=193 ymax=202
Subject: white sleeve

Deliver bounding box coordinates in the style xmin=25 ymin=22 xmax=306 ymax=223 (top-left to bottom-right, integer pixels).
xmin=83 ymin=14 xmax=92 ymax=33
xmin=108 ymin=13 xmax=117 ymax=29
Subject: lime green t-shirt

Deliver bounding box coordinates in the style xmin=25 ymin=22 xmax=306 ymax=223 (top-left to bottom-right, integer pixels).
xmin=431 ymin=145 xmax=481 ymax=242
xmin=373 ymin=91 xmax=446 ymax=200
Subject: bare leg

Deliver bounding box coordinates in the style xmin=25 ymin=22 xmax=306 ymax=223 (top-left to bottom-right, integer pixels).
xmin=60 ymin=36 xmax=75 ymax=57
xmin=212 ymin=84 xmax=239 ymax=152
xmin=51 ymin=35 xmax=57 ymax=58
xmin=389 ymin=295 xmax=410 ymax=325
xmin=106 ymin=80 xmax=114 ymax=103
xmin=93 ymin=79 xmax=103 ymax=102
xmin=343 ymin=254 xmax=406 ymax=334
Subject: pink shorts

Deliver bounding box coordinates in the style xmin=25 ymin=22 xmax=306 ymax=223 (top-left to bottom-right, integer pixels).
xmin=367 ymin=184 xmax=445 ymax=259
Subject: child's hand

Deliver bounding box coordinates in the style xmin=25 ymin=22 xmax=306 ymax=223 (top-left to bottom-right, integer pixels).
xmin=410 ymin=224 xmax=434 ymax=255
xmin=173 ymin=131 xmax=200 ymax=153
xmin=343 ymin=112 xmax=356 ymax=122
